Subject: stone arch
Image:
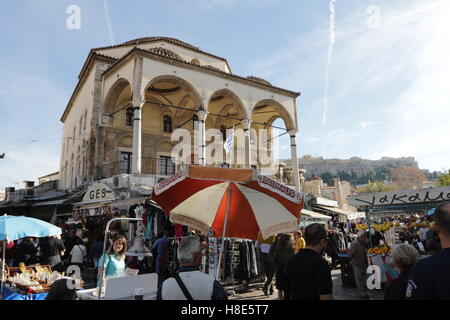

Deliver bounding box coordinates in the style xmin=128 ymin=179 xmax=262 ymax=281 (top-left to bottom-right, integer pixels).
xmin=103 ymin=78 xmax=132 ymax=116
xmin=144 ymin=75 xmax=202 ymax=132
xmin=251 ymin=99 xmax=295 ymax=131
xmin=143 ymin=74 xmax=202 ymax=108
xmin=206 ymin=88 xmax=248 ymax=120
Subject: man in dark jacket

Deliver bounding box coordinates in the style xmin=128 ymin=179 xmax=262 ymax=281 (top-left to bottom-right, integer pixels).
xmin=15 ymin=237 xmax=37 ymax=266
xmin=349 ymin=230 xmax=369 ymax=299
xmin=407 ymin=203 xmax=450 ymax=300
xmin=288 ymin=224 xmax=333 ymax=300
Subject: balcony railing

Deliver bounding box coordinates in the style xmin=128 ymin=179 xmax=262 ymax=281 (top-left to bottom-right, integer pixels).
xmin=96 ymin=158 xmax=176 ymax=179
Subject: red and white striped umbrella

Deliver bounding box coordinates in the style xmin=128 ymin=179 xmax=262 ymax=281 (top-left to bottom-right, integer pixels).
xmin=151 ymin=165 xmax=303 ymax=240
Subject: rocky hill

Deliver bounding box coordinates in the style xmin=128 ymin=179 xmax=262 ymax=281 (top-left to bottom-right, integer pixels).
xmin=282 ymin=156 xmax=423 ymax=186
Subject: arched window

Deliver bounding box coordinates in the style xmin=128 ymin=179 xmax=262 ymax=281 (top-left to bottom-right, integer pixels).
xmin=192 ymin=114 xmax=199 ymax=130
xmin=163 ymin=115 xmax=172 ymax=133
xmin=126 ymin=107 xmax=134 ymax=126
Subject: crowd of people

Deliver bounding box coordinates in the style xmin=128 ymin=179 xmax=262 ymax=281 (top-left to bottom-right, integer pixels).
xmin=252 ymin=202 xmax=450 ymax=300
xmin=2 ymin=202 xmax=449 ymax=301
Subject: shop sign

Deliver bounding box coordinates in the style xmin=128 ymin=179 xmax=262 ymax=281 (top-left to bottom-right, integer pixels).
xmin=82 ymin=183 xmax=115 ymax=202
xmin=349 ymin=186 xmax=450 ymax=207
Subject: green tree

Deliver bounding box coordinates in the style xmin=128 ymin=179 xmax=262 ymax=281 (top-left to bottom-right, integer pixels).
xmin=357 ymin=181 xmax=393 ymax=193
xmin=437 ymin=170 xmax=450 ymax=186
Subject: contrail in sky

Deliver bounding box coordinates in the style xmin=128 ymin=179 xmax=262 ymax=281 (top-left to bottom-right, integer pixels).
xmin=320 ymin=0 xmax=336 ymax=157
xmin=323 ymin=0 xmax=336 ymax=126
xmin=103 ymin=0 xmax=115 ymax=45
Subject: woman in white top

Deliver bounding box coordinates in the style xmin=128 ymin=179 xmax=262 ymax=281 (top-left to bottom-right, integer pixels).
xmin=68 ymin=239 xmax=87 ymax=272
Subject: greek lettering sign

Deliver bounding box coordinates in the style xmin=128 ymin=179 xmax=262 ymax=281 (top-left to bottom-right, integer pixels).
xmin=82 ymin=183 xmax=115 ymax=202
xmin=349 ymin=186 xmax=450 ymax=207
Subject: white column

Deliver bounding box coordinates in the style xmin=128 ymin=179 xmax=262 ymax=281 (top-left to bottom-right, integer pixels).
xmin=132 ymin=103 xmax=142 ymax=174
xmin=198 ymin=110 xmax=207 ymax=166
xmin=242 ymin=118 xmax=251 ymax=168
xmin=131 ymin=57 xmax=143 ymax=174
xmin=289 ymin=130 xmax=300 ymax=190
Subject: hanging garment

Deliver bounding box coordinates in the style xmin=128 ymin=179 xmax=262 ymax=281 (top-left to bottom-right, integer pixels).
xmin=144 ymin=206 xmax=156 ymax=240
xmin=250 ymin=241 xmax=258 ymax=277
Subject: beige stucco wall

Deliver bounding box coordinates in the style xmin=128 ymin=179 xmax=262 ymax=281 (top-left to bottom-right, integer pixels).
xmin=59 ymin=64 xmax=98 ymax=189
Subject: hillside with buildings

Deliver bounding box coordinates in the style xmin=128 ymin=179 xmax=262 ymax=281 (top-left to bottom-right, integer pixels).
xmin=282 ymin=155 xmax=427 ymax=187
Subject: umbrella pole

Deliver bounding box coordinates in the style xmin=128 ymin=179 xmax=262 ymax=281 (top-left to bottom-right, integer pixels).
xmin=1 ymin=241 xmax=5 ymax=299
xmin=216 ymin=183 xmax=232 ymax=281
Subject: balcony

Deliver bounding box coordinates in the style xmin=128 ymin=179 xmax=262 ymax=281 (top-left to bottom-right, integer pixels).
xmin=96 ymin=157 xmax=176 ymax=179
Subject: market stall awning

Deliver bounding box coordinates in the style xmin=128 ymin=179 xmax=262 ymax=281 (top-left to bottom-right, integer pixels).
xmin=31 ymin=199 xmax=66 ymax=206
xmin=301 ymin=209 xmax=332 ymax=220
xmin=313 ymin=205 xmax=364 ymax=220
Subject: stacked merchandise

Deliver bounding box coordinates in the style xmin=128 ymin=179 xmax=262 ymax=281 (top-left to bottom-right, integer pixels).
xmin=206 ymin=237 xmax=220 ymax=278
xmin=5 ymin=264 xmax=75 ymax=294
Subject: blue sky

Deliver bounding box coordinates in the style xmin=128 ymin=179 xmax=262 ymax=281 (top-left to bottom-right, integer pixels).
xmin=1 ymin=0 xmax=449 ymax=190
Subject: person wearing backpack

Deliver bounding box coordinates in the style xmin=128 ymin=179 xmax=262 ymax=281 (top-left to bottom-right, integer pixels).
xmin=157 ymin=235 xmax=227 ymax=300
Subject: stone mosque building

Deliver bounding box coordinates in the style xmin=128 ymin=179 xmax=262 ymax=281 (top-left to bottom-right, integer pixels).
xmin=59 ymin=36 xmax=301 ymax=192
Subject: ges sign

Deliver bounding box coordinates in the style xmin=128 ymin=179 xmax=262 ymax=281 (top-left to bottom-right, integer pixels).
xmin=82 ymin=183 xmax=115 ymax=203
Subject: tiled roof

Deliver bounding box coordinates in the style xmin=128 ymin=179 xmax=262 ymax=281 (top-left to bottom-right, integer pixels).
xmin=122 ymin=37 xmax=198 ymax=50
xmin=147 ymin=47 xmax=184 ymax=61
xmin=246 ymin=76 xmax=272 ymax=86
xmin=103 ymin=47 xmax=300 ymax=97
xmin=93 ymin=36 xmax=229 ymax=64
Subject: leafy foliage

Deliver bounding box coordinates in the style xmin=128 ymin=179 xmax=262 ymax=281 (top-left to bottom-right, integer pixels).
xmin=437 ymin=170 xmax=450 ymax=186
xmin=357 ymin=181 xmax=393 ymax=193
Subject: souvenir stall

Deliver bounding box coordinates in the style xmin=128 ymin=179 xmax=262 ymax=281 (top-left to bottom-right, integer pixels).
xmin=205 ymin=236 xmax=262 ymax=291
xmin=151 ymin=165 xmax=304 ymax=295
xmin=72 ymin=183 xmax=118 ymax=219
xmin=0 ymin=215 xmax=79 ymax=300
xmin=71 ymin=183 xmax=126 ymax=241
xmin=3 ymin=264 xmax=76 ymax=300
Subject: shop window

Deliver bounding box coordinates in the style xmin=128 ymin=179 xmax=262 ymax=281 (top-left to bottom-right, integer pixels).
xmin=163 ymin=115 xmax=172 ymax=133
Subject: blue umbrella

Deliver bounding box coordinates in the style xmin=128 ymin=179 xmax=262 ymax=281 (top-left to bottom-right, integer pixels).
xmin=1 ymin=214 xmax=62 ymax=299
xmin=0 ymin=214 xmax=61 ymax=241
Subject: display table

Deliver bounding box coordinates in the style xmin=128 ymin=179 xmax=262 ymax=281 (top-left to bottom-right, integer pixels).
xmin=1 ymin=286 xmax=48 ymax=300
xmin=77 ymin=273 xmax=157 ymax=300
